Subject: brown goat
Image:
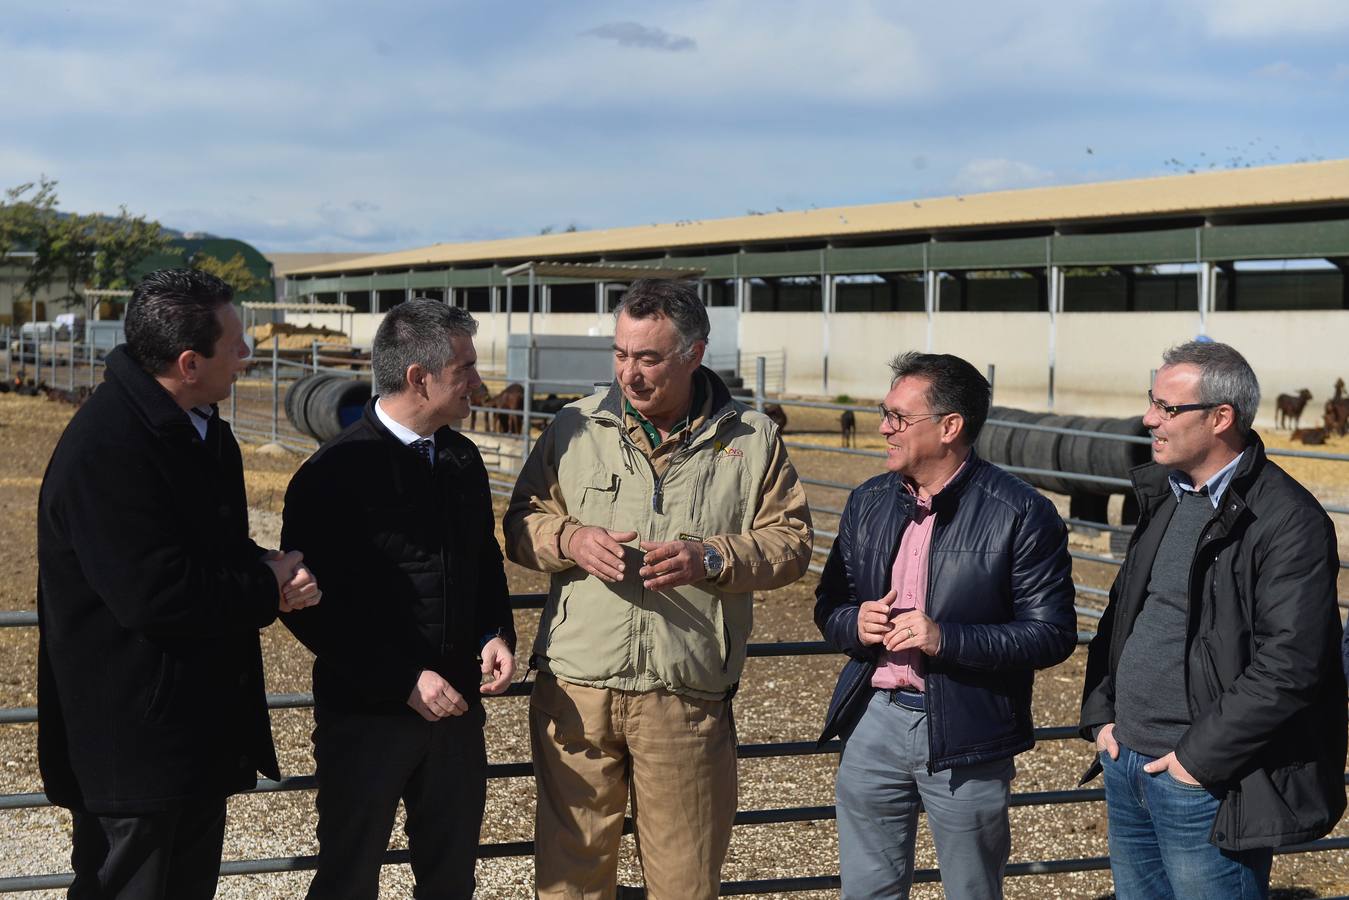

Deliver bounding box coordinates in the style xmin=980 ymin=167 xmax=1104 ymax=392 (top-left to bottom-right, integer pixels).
xmin=1275 ymin=388 xmax=1312 ymax=430
xmin=492 ymin=383 xmax=525 ymax=434
xmin=467 ymin=383 xmax=491 ymax=431
xmin=763 ymin=403 xmax=788 ymax=432
xmin=1293 ymin=427 xmax=1328 ymax=446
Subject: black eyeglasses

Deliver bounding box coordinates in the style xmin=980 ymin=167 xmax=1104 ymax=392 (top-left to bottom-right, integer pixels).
xmin=877 ymin=405 xmax=949 ymax=432
xmin=1146 ymin=390 xmax=1224 ymax=420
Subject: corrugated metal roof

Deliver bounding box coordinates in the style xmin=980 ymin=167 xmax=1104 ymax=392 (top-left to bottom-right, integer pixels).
xmin=290 ymin=159 xmax=1349 ymax=276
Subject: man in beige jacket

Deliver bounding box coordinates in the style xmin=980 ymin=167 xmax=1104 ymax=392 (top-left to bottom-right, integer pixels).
xmin=505 ymin=278 xmax=813 ymax=900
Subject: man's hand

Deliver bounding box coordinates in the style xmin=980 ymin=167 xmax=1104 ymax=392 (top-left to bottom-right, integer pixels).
xmin=407 ymin=669 xmax=468 ymax=721
xmin=884 ymin=608 xmax=942 ymax=656
xmin=638 ymin=540 xmax=705 ymax=591
xmin=263 ymin=550 xmax=306 ymax=610
xmin=479 ymin=637 xmax=516 ymax=695
xmin=564 ymin=526 xmax=639 ymax=582
xmin=1143 ymin=751 xmax=1202 ymax=786
xmin=279 ymin=564 xmax=321 ymax=612
xmin=1095 ymin=722 xmax=1120 ymax=760
xmin=856 ymin=590 xmax=897 ymax=646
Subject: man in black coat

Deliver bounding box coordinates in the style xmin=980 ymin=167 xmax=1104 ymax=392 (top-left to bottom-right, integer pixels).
xmin=281 ymin=298 xmax=516 ymax=900
xmin=1080 ymin=341 xmax=1346 ymax=899
xmin=37 ymin=268 xmax=318 ymax=899
xmin=814 ymin=352 xmax=1077 ymax=900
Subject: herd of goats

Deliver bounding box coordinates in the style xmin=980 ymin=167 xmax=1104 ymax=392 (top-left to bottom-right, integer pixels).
xmin=1275 ymin=378 xmax=1349 ymax=445
xmin=2 ymin=373 xmax=1343 ymax=449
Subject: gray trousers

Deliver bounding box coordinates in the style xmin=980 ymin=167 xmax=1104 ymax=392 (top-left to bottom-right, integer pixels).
xmin=835 ymin=690 xmax=1014 ymax=900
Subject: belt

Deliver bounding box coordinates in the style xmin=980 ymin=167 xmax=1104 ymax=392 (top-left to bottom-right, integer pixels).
xmin=883 ymin=687 xmax=925 ymax=711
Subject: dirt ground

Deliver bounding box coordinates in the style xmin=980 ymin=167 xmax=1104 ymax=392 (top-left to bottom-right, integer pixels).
xmin=1 ymin=392 xmax=1346 ymax=898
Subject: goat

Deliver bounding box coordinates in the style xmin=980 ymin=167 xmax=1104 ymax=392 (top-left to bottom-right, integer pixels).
xmin=1275 ymin=389 xmax=1312 ymax=430
xmin=763 ymin=403 xmax=788 ymax=432
xmin=492 ymin=383 xmax=525 ymax=434
xmin=467 ymin=383 xmax=491 ymax=431
xmin=1293 ymin=427 xmax=1328 ymax=446
xmin=1325 ymin=378 xmax=1349 ymax=437
xmin=840 ymin=409 xmax=857 ymax=448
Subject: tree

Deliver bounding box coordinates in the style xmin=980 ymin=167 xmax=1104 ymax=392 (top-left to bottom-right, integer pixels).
xmin=0 ymin=179 xmax=177 ymax=312
xmin=191 ymin=251 xmax=268 ymax=298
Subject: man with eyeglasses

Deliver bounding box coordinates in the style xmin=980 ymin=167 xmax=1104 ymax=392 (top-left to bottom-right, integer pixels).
xmin=1080 ymin=341 xmax=1345 ymax=899
xmin=816 ymin=351 xmax=1077 ymax=899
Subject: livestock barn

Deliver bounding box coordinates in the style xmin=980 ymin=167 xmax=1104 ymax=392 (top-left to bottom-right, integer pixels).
xmin=281 ymin=159 xmax=1349 ymax=419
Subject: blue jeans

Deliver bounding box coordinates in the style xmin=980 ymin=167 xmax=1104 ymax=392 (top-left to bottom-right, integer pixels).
xmin=1102 ymin=742 xmax=1272 ymax=900
xmin=835 ymin=690 xmax=1013 ymax=900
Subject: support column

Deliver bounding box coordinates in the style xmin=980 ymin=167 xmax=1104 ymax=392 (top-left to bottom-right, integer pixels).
xmin=1197 ymin=261 xmax=1215 ymax=334
xmin=923 ymin=269 xmax=937 ymax=352
xmin=821 ymin=273 xmax=834 ymax=395
xmin=1048 ymin=264 xmax=1062 ymax=410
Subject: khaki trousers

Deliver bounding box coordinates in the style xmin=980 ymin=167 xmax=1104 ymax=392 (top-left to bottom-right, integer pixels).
xmin=530 ymin=674 xmax=737 ymax=900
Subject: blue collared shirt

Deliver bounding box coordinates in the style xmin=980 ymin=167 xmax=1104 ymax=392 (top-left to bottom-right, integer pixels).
xmin=1168 ymin=450 xmax=1245 ymax=508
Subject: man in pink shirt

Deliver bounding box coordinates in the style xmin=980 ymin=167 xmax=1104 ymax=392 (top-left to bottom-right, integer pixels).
xmin=815 ymin=352 xmax=1076 ymax=899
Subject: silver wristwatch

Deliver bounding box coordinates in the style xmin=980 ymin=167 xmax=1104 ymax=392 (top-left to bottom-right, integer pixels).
xmin=702 ymin=543 xmax=724 ymax=581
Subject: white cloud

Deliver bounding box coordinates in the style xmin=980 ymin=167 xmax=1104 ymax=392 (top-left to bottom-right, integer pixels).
xmin=1253 ymin=61 xmax=1311 ymax=80
xmin=952 ymin=159 xmax=1056 ymax=192
xmin=1192 ymin=0 xmax=1349 ymax=38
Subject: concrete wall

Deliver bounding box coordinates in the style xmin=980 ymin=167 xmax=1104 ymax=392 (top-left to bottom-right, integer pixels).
xmin=283 ymin=307 xmax=1349 ymax=428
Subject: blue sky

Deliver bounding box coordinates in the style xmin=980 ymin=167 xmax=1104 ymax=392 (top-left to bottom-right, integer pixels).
xmin=4 ymin=0 xmax=1348 ymax=252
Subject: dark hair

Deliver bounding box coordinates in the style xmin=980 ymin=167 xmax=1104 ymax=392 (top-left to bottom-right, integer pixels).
xmin=124 ymin=268 xmax=234 ymax=375
xmin=613 ymin=279 xmax=709 ymax=359
xmin=888 ymin=351 xmax=991 ymax=445
xmin=1161 ymin=341 xmax=1260 ymax=436
xmin=372 ymin=298 xmax=478 ymax=395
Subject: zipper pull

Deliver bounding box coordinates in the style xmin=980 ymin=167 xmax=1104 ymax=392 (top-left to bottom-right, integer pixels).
xmin=653 ymin=481 xmax=663 ymax=514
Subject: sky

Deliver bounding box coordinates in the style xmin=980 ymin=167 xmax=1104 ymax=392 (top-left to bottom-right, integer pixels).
xmin=4 ymin=0 xmax=1348 ymax=254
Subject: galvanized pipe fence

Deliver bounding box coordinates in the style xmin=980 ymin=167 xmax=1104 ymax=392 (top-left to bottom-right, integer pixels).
xmin=3 ymin=339 xmax=1348 ymax=893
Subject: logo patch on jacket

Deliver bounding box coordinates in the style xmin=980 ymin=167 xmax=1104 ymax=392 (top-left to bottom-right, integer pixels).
xmin=713 ymin=441 xmax=744 ymax=459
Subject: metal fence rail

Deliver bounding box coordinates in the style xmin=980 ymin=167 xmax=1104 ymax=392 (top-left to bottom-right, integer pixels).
xmin=4 ymin=338 xmax=1348 ymax=894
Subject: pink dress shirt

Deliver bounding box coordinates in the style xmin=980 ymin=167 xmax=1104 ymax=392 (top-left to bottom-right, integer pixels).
xmin=870 ymin=459 xmax=967 ymax=692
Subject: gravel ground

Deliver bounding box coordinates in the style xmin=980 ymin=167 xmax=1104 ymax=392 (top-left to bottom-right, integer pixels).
xmin=1 ymin=392 xmax=1347 ymax=898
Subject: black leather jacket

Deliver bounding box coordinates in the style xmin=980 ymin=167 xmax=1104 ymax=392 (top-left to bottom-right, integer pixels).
xmin=1080 ymin=435 xmax=1346 ymax=850
xmin=815 ymin=451 xmax=1077 ymax=771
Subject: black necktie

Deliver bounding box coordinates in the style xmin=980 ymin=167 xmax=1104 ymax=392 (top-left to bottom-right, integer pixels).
xmin=411 ymin=438 xmax=434 ymax=468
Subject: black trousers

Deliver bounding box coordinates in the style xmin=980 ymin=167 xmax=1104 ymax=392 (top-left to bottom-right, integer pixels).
xmin=68 ymin=798 xmax=227 ymax=900
xmin=306 ymin=704 xmax=488 ymax=900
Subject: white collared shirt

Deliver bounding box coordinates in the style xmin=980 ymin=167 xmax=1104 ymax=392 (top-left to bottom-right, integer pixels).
xmin=374 ymin=397 xmax=435 ymax=450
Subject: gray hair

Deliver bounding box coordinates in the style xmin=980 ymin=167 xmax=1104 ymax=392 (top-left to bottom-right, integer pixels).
xmin=613 ymin=279 xmax=710 ymax=360
xmin=372 ymin=298 xmax=478 ymax=396
xmin=1161 ymin=341 xmax=1260 ymax=435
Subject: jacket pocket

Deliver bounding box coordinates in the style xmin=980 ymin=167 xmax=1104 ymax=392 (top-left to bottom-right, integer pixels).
xmin=578 ymin=473 xmax=621 ymax=529
xmin=143 ymin=653 xmax=176 ymax=724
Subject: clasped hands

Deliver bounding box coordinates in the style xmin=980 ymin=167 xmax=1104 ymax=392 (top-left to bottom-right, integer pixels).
xmin=855 ymin=589 xmax=941 ymax=656
xmin=564 ymin=525 xmax=707 ymax=591
xmin=262 ymin=549 xmax=322 ymax=612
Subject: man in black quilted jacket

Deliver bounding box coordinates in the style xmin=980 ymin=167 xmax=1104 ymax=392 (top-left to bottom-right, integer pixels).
xmin=281 ymin=298 xmax=515 ymax=900
xmin=815 ymin=351 xmax=1076 ymax=900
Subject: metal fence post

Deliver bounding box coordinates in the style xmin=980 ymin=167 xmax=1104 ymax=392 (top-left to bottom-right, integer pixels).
xmin=32 ymin=325 xmax=39 ymax=384
xmin=49 ymin=327 xmax=57 ymax=386
xmin=755 ymin=356 xmax=766 ymax=412
xmin=986 ymin=363 xmax=996 ymax=400
xmin=270 ymin=338 xmax=279 ymax=442
xmin=2 ymin=326 xmax=9 ymax=383
xmin=312 ymin=339 xmax=320 ymax=373
xmin=88 ymin=334 xmax=95 ymax=389
xmin=68 ymin=331 xmax=75 ymax=391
